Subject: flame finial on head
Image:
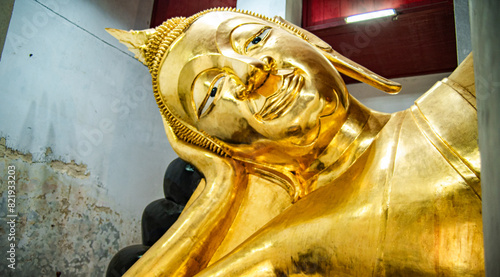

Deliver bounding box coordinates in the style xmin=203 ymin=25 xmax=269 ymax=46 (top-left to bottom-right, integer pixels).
xmin=105 ymin=16 xmax=185 ymax=69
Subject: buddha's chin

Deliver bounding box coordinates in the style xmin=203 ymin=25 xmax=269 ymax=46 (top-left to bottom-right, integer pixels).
xmin=286 ymin=120 xmax=321 ymax=147
xmin=319 ymin=89 xmax=339 ymax=118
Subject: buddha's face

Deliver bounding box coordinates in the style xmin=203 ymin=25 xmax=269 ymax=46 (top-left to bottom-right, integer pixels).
xmin=158 ymin=11 xmax=347 ymax=162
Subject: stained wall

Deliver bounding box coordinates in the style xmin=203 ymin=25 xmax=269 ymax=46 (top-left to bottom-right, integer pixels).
xmin=470 ymin=1 xmax=500 ymax=275
xmin=0 ymin=0 xmax=176 ymax=275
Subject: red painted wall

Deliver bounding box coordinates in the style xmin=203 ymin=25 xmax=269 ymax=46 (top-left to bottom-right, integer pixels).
xmin=303 ymin=0 xmax=448 ymax=27
xmin=303 ymin=0 xmax=457 ymax=80
xmin=150 ymin=0 xmax=237 ymax=28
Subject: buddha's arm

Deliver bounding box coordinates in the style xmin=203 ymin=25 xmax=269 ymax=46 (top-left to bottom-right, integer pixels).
xmin=124 ymin=118 xmax=248 ymax=277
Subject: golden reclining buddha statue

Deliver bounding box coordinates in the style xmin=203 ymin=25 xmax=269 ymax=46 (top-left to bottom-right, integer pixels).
xmin=107 ymin=7 xmax=483 ymax=276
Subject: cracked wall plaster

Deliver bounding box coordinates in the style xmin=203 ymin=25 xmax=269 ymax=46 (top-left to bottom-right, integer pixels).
xmin=0 ymin=139 xmax=142 ymax=276
xmin=1 ymin=138 xmax=90 ymax=179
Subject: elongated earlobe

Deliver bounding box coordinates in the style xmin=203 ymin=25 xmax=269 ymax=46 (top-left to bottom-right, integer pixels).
xmin=323 ymin=49 xmax=401 ymax=94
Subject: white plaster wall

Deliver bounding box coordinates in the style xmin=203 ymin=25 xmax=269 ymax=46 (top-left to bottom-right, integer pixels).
xmin=347 ymin=72 xmax=452 ymax=113
xmin=237 ymin=0 xmax=301 ymax=25
xmin=0 ymin=0 xmax=174 ymax=214
xmin=0 ymin=0 xmax=177 ymax=275
xmin=237 ymin=0 xmax=286 ymax=20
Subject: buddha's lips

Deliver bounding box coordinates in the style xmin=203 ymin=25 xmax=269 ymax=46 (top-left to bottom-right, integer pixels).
xmin=254 ymin=72 xmax=304 ymax=121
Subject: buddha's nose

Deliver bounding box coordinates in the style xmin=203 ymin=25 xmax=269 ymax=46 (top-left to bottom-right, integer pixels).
xmin=245 ymin=56 xmax=276 ymax=92
xmin=230 ymin=55 xmax=284 ymax=99
xmin=246 ymin=56 xmax=290 ymax=98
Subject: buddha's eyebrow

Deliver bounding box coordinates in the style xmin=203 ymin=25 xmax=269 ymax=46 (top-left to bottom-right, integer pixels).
xmin=216 ymin=18 xmax=257 ymax=58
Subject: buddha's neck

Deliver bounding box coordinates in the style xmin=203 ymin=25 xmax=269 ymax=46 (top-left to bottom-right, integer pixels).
xmin=302 ymin=96 xmax=391 ymax=193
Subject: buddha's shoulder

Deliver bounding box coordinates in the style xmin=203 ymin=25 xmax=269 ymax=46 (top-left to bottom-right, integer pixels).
xmin=402 ymin=53 xmax=479 ymax=177
xmin=382 ymin=55 xmax=481 ymax=200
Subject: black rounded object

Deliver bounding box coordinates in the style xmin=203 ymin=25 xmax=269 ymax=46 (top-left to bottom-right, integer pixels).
xmin=106 ymin=244 xmax=149 ymax=277
xmin=141 ymin=198 xmax=184 ymax=246
xmin=163 ymin=158 xmax=203 ymax=205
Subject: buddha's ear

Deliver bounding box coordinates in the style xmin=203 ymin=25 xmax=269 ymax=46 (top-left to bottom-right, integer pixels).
xmin=106 ymin=28 xmax=156 ymax=66
xmin=273 ymin=16 xmax=401 ymax=94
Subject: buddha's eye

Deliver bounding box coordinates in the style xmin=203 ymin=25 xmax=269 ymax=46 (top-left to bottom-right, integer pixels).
xmin=246 ymin=27 xmax=271 ymax=52
xmin=199 ymin=75 xmax=224 ymax=117
xmin=210 ymin=87 xmax=218 ymax=97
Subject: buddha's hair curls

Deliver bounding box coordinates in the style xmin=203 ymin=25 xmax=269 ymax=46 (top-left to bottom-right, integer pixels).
xmin=143 ymin=7 xmax=308 ymax=157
